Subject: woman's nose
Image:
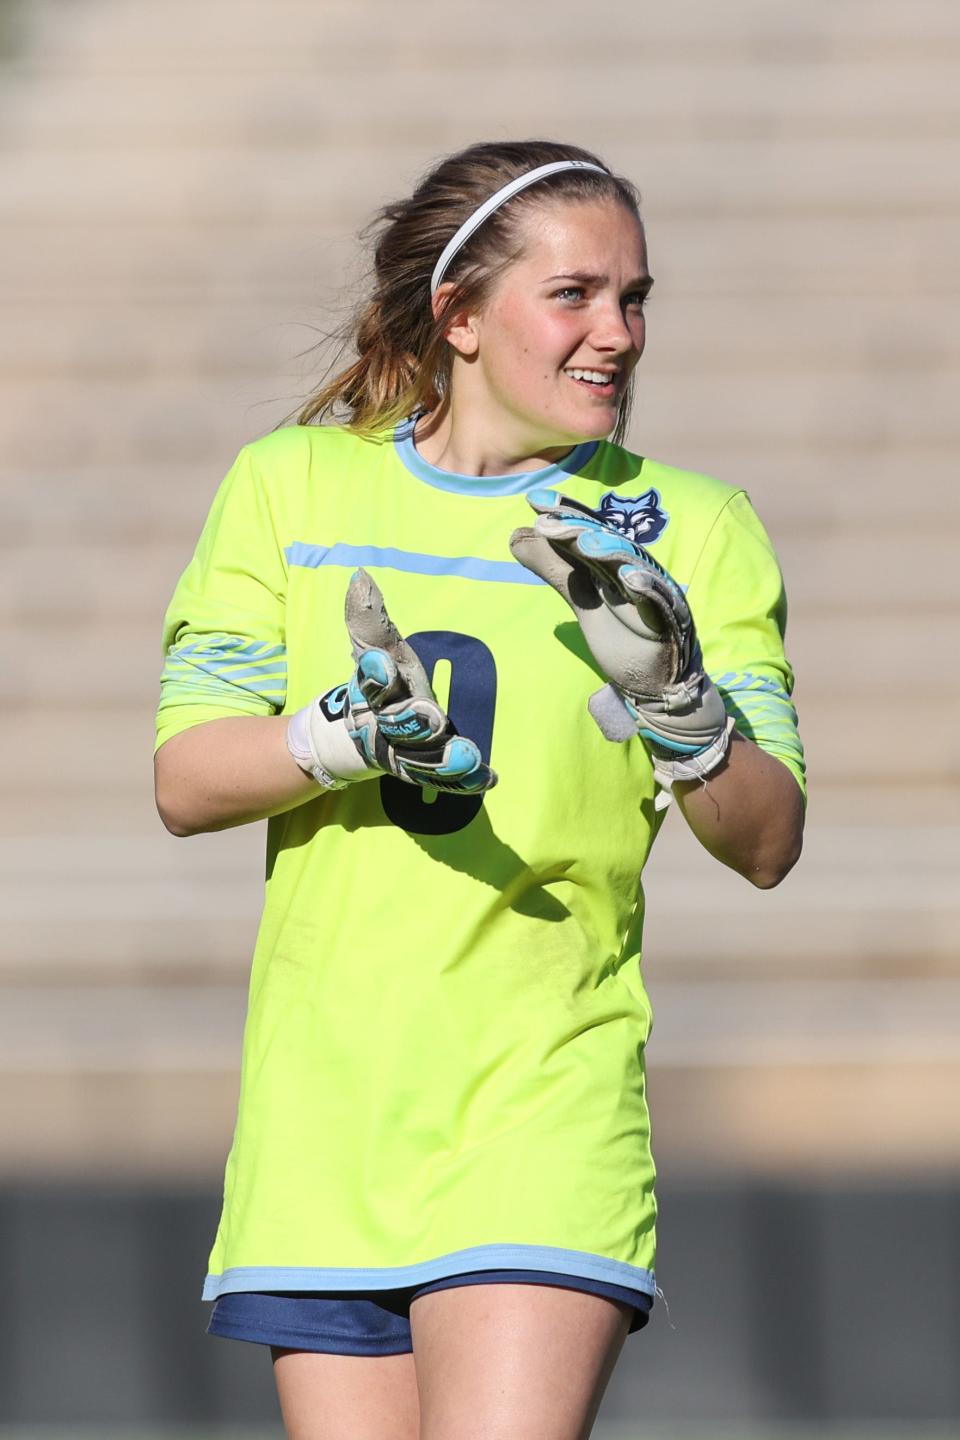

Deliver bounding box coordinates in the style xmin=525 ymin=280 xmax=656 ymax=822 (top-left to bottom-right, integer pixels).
xmin=591 ymin=303 xmax=641 ymax=354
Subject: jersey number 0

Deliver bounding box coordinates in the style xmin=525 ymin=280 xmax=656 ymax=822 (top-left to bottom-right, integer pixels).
xmin=380 ymin=630 xmax=497 ymax=836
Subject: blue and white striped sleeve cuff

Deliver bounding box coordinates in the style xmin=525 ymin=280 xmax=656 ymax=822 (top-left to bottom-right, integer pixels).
xmin=159 ymin=634 xmax=287 ymax=716
xmin=710 ymin=669 xmax=805 ymax=790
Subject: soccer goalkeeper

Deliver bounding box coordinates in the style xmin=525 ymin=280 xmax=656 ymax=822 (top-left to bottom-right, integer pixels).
xmin=155 ymin=139 xmax=804 ymax=1440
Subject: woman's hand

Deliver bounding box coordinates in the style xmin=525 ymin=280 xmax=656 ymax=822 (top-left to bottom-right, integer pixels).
xmin=510 ymin=489 xmax=730 ymax=798
xmin=289 ymin=568 xmax=496 ymax=795
xmin=156 ymin=569 xmax=495 ymax=838
xmin=509 ymin=490 xmax=803 ymax=886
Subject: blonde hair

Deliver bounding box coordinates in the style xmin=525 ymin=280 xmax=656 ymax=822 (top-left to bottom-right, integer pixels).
xmin=297 ymin=140 xmax=642 ymax=442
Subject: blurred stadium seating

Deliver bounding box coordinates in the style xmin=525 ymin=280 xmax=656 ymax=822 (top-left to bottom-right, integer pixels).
xmin=0 ymin=0 xmax=958 ymax=1429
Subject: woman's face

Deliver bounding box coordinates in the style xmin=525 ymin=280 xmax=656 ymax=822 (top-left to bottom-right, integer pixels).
xmin=460 ymin=198 xmax=651 ymax=451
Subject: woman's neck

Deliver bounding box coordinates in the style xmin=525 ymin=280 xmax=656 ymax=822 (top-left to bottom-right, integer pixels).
xmin=413 ymin=406 xmax=578 ymax=478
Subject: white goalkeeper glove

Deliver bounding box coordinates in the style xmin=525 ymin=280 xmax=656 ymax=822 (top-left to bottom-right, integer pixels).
xmin=286 ymin=568 xmax=497 ymax=795
xmin=509 ymin=489 xmax=732 ymax=803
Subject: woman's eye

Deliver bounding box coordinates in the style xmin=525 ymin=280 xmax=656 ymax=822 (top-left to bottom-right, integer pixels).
xmin=554 ymin=287 xmax=585 ymax=302
xmin=624 ymin=292 xmax=649 ymax=310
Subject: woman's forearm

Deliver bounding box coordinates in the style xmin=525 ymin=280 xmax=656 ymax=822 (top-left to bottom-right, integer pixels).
xmin=672 ymin=731 xmax=804 ymax=888
xmin=154 ymin=714 xmax=323 ymax=836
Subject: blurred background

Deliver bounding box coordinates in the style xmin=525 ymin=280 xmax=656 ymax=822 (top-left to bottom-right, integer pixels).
xmin=0 ymin=0 xmax=958 ymax=1435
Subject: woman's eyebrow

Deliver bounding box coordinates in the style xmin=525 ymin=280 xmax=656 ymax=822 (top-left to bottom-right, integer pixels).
xmin=542 ymin=271 xmax=654 ymax=292
xmin=542 ymin=271 xmax=607 ymax=285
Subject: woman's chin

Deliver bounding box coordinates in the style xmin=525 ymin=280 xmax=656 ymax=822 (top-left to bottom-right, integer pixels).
xmin=563 ymin=395 xmax=622 ymax=440
xmin=516 ymin=399 xmax=619 ymax=453
xmin=563 ymin=411 xmax=619 ymax=442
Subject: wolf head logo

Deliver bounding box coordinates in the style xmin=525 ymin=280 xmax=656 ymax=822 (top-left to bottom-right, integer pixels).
xmin=597 ymin=488 xmax=669 ymax=546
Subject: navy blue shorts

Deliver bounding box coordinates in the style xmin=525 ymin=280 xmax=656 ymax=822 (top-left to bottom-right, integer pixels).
xmin=208 ymin=1270 xmax=652 ymax=1356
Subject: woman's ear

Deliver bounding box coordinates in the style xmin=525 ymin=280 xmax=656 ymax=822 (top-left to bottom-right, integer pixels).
xmin=432 ymin=283 xmax=480 ymax=357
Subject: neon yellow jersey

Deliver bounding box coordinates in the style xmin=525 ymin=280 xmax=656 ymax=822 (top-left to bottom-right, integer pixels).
xmin=157 ymin=422 xmax=804 ymax=1303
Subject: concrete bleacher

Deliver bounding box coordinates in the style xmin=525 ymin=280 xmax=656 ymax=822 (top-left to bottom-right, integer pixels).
xmin=1 ymin=0 xmax=959 ymax=1182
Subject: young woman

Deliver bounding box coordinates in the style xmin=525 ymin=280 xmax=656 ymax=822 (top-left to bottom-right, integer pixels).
xmin=155 ymin=140 xmax=805 ymax=1440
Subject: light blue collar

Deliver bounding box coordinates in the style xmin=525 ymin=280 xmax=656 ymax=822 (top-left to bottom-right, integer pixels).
xmin=393 ymin=417 xmax=599 ymax=497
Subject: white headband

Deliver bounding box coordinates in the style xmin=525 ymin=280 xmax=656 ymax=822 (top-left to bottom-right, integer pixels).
xmin=429 ymin=160 xmax=609 ymax=296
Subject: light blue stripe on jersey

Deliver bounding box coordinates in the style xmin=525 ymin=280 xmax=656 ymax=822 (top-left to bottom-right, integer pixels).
xmin=713 ymin=670 xmax=784 ymax=695
xmin=160 ymin=636 xmax=287 ymax=712
xmin=202 ymin=1242 xmax=656 ymax=1301
xmin=393 ymin=418 xmax=599 ymax=496
xmin=285 ymin=541 xmax=546 ymax=586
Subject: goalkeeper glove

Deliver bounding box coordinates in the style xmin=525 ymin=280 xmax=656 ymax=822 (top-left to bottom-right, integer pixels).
xmin=286 ymin=568 xmax=496 ymax=795
xmin=509 ymin=489 xmax=732 ymax=802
